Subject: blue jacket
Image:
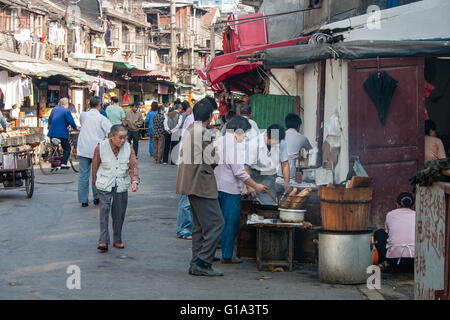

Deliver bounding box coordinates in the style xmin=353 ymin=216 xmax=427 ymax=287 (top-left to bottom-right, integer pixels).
xmin=48 ymin=106 xmax=77 ymax=139
xmin=145 ymin=111 xmax=158 ymax=132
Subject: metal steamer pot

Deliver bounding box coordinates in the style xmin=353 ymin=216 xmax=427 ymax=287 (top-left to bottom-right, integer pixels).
xmin=318 ymin=229 xmax=373 ymax=284
xmin=279 ymin=208 xmax=306 ymax=223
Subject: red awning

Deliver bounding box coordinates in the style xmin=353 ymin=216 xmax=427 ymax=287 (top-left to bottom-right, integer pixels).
xmin=131 ymin=69 xmax=171 ymax=80
xmin=206 ymin=36 xmax=310 ymax=86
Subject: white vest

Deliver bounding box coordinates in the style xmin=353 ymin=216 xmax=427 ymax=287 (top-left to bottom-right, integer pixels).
xmin=95 ymin=140 xmax=131 ymax=193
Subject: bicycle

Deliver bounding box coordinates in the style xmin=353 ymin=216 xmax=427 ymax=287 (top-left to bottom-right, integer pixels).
xmin=38 ymin=132 xmax=79 ymax=175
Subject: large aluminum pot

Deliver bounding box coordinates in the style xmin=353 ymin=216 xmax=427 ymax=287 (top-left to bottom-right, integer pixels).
xmin=318 ymin=230 xmax=373 ymax=284
xmin=279 ymin=209 xmax=306 ymax=223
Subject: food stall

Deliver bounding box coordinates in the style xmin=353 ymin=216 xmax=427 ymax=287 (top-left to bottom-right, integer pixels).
xmin=0 ymin=127 xmax=41 ymax=198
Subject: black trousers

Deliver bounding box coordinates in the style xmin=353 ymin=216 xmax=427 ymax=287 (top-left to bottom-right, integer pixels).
xmin=128 ymin=130 xmax=139 ymax=157
xmin=374 ymin=229 xmax=414 ymax=272
xmin=50 ymin=137 xmax=71 ymax=165
xmin=162 ymin=132 xmax=178 ymax=164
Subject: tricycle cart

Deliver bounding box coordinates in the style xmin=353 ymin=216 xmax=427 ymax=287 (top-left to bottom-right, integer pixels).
xmin=0 ymin=149 xmax=35 ymax=199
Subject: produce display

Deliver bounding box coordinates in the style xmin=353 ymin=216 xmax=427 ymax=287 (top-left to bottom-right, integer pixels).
xmin=1 ymin=127 xmax=44 ymax=147
xmin=279 ymin=187 xmax=313 ymax=210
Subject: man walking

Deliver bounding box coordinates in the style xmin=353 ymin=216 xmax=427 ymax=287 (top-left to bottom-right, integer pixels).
xmin=152 ymin=106 xmax=166 ymax=164
xmin=92 ymin=125 xmax=140 ymax=252
xmin=77 ymin=96 xmax=112 ymax=208
xmin=177 ymin=98 xmax=224 ymax=276
xmin=48 ymin=97 xmax=78 ymax=170
xmin=125 ymin=103 xmax=144 ymax=158
xmin=106 ymin=96 xmax=125 ymax=126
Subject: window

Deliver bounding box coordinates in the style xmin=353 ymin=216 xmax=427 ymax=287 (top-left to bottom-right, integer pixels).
xmin=135 ymin=33 xmax=145 ymax=56
xmin=161 ymin=54 xmax=169 ymax=64
xmin=11 ymin=8 xmax=19 ymax=32
xmin=108 ymin=25 xmax=120 ymax=48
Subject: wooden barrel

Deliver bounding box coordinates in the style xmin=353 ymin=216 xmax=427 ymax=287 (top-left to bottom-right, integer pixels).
xmin=318 ymin=186 xmax=373 ymax=231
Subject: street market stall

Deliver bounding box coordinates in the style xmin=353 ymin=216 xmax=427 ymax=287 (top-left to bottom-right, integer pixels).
xmin=0 ymin=127 xmax=40 ymax=198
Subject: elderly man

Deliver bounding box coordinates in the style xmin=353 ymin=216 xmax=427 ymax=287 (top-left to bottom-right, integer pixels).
xmin=77 ymin=96 xmax=112 ymax=208
xmin=48 ymin=97 xmax=78 ymax=169
xmin=125 ymin=103 xmax=144 ymax=158
xmin=163 ymin=106 xmax=182 ymax=165
xmin=92 ymin=125 xmax=140 ymax=252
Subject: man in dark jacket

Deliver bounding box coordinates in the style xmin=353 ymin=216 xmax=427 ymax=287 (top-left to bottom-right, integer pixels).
xmin=48 ymin=97 xmax=78 ymax=169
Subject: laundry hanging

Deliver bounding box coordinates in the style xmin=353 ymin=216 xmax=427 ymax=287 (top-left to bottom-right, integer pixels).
xmin=363 ymin=71 xmax=398 ymax=126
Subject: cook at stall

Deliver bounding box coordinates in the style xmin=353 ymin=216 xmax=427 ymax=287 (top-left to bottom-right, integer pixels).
xmin=245 ymin=124 xmax=290 ymax=205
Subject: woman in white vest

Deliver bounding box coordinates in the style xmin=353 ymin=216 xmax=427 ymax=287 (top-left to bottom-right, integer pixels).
xmin=92 ymin=125 xmax=140 ymax=252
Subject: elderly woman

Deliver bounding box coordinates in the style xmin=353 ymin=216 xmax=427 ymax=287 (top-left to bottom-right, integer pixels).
xmin=214 ymin=116 xmax=269 ymax=264
xmin=374 ymin=192 xmax=416 ymax=272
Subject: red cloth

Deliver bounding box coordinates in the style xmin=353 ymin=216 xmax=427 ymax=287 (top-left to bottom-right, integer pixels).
xmin=425 ymin=81 xmax=436 ymax=99
xmin=219 ymin=96 xmax=229 ymax=116
xmin=123 ymin=93 xmax=130 ymax=102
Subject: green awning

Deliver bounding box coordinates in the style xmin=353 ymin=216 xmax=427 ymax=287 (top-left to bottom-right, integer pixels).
xmin=103 ymin=60 xmax=136 ymax=69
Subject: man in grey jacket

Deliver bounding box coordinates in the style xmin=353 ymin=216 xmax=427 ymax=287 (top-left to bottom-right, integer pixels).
xmin=177 ymin=98 xmax=224 ymax=276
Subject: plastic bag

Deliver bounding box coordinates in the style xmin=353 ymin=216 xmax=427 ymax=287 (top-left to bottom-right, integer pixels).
xmin=323 ymin=106 xmax=342 ymax=150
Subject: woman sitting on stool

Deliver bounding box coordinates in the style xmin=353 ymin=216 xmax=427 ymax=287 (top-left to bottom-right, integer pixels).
xmin=374 ymin=192 xmax=416 ymax=272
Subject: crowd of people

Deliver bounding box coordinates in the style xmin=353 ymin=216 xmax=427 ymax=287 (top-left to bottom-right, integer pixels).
xmin=39 ymin=93 xmax=449 ymax=277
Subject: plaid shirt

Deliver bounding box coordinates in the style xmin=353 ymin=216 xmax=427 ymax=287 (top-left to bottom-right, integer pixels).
xmin=153 ymin=113 xmax=166 ymax=138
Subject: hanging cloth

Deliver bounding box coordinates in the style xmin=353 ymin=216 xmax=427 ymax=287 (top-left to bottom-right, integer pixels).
xmin=363 ymin=71 xmax=398 ymax=126
xmin=29 ymin=78 xmax=35 ymax=107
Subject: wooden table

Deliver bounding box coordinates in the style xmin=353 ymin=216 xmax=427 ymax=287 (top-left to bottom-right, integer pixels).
xmin=247 ymin=220 xmax=312 ymax=271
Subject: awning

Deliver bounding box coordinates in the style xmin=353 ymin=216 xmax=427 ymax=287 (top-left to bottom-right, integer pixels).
xmin=68 ymin=57 xmax=114 ymax=73
xmin=131 ymin=69 xmax=171 ymax=80
xmin=206 ymin=36 xmax=310 ymax=86
xmin=106 ymin=60 xmax=136 ymax=70
xmin=0 ymin=50 xmax=97 ymax=83
xmin=257 ymin=40 xmax=450 ymax=69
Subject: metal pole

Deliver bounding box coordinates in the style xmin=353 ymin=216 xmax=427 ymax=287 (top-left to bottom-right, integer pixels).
xmin=170 ymin=0 xmax=177 ymax=82
xmin=210 ymin=25 xmax=215 ymax=59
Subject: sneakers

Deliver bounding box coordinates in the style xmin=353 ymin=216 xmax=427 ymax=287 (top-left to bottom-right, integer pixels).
xmin=81 ymin=203 xmax=89 ymax=207
xmin=60 ymin=164 xmax=70 ymax=170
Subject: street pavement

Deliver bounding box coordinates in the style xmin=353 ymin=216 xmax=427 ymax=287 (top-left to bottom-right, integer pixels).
xmin=0 ymin=140 xmax=413 ymax=300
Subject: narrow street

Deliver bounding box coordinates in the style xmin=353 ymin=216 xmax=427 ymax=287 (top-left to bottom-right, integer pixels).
xmin=0 ymin=140 xmax=412 ymax=300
